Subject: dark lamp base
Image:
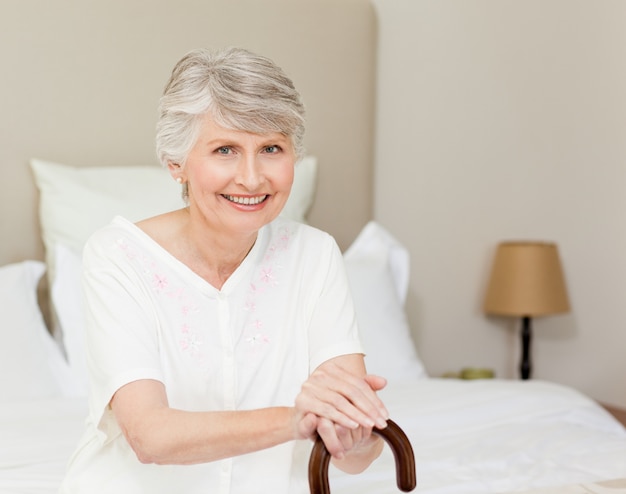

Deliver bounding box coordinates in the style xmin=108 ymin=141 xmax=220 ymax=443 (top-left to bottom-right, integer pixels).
xmin=520 ymin=315 xmax=532 ymax=380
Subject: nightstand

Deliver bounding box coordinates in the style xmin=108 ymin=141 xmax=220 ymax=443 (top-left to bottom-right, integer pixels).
xmin=601 ymin=403 xmax=626 ymax=428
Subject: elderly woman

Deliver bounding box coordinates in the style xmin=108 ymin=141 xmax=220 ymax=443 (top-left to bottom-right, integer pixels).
xmin=60 ymin=47 xmax=388 ymax=493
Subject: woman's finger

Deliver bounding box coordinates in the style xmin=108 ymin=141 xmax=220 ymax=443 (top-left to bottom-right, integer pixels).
xmin=295 ymin=388 xmax=366 ymax=429
xmin=317 ymin=418 xmax=345 ymax=459
xmin=294 ymin=411 xmax=319 ymax=441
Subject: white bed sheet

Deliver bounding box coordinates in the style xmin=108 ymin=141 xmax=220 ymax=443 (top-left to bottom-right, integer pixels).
xmin=0 ymin=397 xmax=87 ymax=493
xmin=330 ymin=379 xmax=626 ymax=493
xmin=1 ymin=380 xmax=625 ymax=493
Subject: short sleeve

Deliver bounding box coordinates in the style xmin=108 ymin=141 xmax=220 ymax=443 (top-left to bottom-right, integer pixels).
xmin=306 ymin=236 xmax=363 ymax=372
xmin=82 ymin=232 xmax=164 ymax=432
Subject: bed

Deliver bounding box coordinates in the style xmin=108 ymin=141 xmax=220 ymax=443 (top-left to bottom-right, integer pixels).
xmin=1 ymin=1 xmax=626 ymax=493
xmin=3 ymin=224 xmax=626 ymax=493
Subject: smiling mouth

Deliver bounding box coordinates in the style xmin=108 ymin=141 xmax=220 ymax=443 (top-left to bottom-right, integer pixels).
xmin=222 ymin=194 xmax=269 ymax=205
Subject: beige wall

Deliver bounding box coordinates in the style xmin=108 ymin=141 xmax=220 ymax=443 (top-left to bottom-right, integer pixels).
xmin=373 ymin=0 xmax=626 ymax=407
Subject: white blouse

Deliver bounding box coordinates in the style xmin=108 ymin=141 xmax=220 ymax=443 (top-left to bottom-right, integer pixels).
xmin=60 ymin=216 xmax=363 ymax=494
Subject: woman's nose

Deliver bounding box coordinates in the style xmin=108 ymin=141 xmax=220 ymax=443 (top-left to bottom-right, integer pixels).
xmin=234 ymin=155 xmax=264 ymax=190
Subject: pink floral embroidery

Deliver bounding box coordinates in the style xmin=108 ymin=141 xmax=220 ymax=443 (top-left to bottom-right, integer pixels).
xmin=245 ymin=319 xmax=269 ymax=350
xmin=246 ymin=333 xmax=270 ymax=345
xmin=180 ymin=303 xmax=197 ymax=316
xmin=241 ymin=226 xmax=292 ymax=354
xmin=153 ymin=273 xmax=168 ymax=291
xmin=244 ymin=299 xmax=256 ymax=312
xmin=116 ymin=238 xmax=136 ymax=260
xmin=166 ymin=287 xmax=185 ymax=300
xmin=179 ymin=331 xmax=202 ymax=355
xmin=260 ymin=267 xmax=275 ymax=285
xmin=263 ymin=227 xmax=291 ymax=263
xmin=114 ymin=236 xmax=207 ymax=370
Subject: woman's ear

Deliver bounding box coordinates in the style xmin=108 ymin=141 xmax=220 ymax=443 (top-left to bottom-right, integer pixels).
xmin=168 ymin=162 xmax=183 ymax=183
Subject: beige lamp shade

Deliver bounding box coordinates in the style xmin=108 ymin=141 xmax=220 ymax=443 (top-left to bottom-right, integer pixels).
xmin=483 ymin=242 xmax=570 ymax=317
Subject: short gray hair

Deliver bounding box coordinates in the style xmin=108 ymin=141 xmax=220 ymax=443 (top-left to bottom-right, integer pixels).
xmin=156 ymin=47 xmax=306 ymax=168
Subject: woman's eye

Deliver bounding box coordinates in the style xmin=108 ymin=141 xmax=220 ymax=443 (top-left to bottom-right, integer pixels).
xmin=216 ymin=146 xmax=231 ymax=154
xmin=264 ymin=145 xmax=280 ymax=154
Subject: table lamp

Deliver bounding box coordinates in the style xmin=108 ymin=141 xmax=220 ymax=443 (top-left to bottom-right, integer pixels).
xmin=483 ymin=241 xmax=570 ymax=380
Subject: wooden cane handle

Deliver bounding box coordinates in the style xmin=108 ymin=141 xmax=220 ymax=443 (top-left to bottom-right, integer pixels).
xmin=308 ymin=418 xmax=416 ymax=493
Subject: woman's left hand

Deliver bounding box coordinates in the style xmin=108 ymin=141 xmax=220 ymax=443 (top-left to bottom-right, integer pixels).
xmin=295 ymin=356 xmax=388 ymax=434
xmin=313 ymin=371 xmax=387 ymax=462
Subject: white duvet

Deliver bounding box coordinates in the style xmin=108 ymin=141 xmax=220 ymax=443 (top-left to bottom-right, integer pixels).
xmin=0 ymin=397 xmax=87 ymax=493
xmin=330 ymin=379 xmax=626 ymax=493
xmin=1 ymin=379 xmax=625 ymax=493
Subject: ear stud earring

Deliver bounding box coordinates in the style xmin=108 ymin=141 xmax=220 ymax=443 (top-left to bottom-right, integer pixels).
xmin=176 ymin=177 xmax=183 ymax=184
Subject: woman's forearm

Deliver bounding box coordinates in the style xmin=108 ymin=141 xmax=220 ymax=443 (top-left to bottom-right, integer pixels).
xmin=112 ymin=380 xmax=302 ymax=465
xmin=125 ymin=405 xmax=296 ymax=465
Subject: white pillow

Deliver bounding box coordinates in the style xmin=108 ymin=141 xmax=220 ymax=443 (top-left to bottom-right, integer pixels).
xmin=344 ymin=221 xmax=427 ymax=381
xmin=0 ymin=261 xmax=76 ymax=401
xmin=30 ymin=159 xmax=185 ymax=285
xmin=52 ymin=244 xmax=88 ymax=396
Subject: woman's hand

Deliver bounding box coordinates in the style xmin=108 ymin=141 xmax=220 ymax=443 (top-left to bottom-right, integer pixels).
xmin=295 ymin=356 xmax=388 ymax=431
xmin=314 ymin=373 xmax=387 ymax=463
xmin=316 ymin=417 xmax=386 ymax=474
xmin=292 ymin=354 xmax=389 ymax=467
xmin=317 ymin=417 xmax=378 ymax=458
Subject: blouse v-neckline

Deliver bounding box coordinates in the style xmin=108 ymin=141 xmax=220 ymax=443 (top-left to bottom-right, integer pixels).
xmin=112 ymin=216 xmax=265 ymax=295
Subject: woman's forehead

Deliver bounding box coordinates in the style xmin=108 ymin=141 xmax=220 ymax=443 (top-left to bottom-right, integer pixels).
xmin=198 ymin=113 xmax=291 ymax=145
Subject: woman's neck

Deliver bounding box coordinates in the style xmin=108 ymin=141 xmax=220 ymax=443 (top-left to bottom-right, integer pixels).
xmin=137 ymin=208 xmax=258 ymax=290
xmin=184 ymin=213 xmax=258 ymax=289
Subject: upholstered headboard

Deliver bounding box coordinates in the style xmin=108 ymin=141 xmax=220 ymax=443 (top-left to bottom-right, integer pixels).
xmin=1 ymin=0 xmax=376 ymax=268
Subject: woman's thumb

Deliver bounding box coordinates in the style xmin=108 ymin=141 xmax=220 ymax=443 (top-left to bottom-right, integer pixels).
xmin=364 ymin=374 xmax=387 ymax=391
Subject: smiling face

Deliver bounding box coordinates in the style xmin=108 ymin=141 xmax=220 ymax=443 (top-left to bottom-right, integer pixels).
xmin=171 ymin=114 xmax=295 ymax=238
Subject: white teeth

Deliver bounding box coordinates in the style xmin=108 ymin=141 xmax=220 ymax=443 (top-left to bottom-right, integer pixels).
xmin=224 ymin=194 xmax=267 ymax=205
